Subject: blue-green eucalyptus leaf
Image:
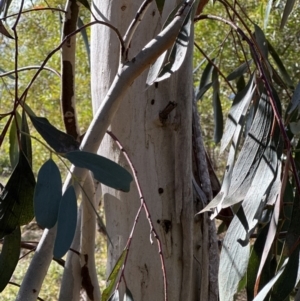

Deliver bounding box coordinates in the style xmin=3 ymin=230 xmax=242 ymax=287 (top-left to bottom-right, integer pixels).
xmin=65 ymin=151 xmax=133 ymax=192
xmin=280 ymin=0 xmax=296 ymax=29
xmin=212 ymin=68 xmax=223 ymax=143
xmin=53 ymin=185 xmax=77 ymax=258
xmin=34 ymin=159 xmax=62 ymax=229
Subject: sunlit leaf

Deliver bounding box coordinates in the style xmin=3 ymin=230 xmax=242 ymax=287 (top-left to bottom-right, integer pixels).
xmin=124 ymin=286 xmax=134 ymax=301
xmin=152 ymin=7 xmax=193 ymax=83
xmin=34 ymin=159 xmax=62 ymax=229
xmin=221 ymin=74 xmax=256 ymax=152
xmin=102 ymin=250 xmax=128 ymax=301
xmin=53 ymin=185 xmax=77 ymax=258
xmin=264 ymin=0 xmax=273 ymax=29
xmin=0 ymin=226 xmax=20 ymax=292
xmin=65 ymin=150 xmax=133 ymax=192
xmin=280 ymin=0 xmax=296 ymax=29
xmin=108 ymin=290 xmax=119 ymax=301
xmin=0 ymin=151 xmax=35 ymax=238
xmin=29 ymin=115 xmax=79 ymax=153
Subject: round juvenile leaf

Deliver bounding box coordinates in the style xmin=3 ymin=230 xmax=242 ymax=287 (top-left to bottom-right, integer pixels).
xmin=34 ymin=159 xmax=62 ymax=229
xmin=0 ymin=226 xmax=20 ymax=292
xmin=65 ymin=151 xmax=133 ymax=192
xmin=53 ymin=185 xmax=77 ymax=258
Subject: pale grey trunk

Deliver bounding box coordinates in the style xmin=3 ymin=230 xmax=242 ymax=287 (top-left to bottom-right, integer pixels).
xmin=91 ymin=1 xmax=218 ymax=300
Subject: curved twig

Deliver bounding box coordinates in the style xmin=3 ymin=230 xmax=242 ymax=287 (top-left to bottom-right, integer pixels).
xmin=0 ymin=66 xmax=61 ymax=78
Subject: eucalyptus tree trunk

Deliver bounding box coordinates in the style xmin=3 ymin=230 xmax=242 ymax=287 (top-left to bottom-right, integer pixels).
xmin=91 ymin=1 xmax=219 ymax=300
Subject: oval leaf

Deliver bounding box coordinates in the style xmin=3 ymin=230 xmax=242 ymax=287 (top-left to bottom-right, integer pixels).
xmin=65 ymin=150 xmax=133 ymax=192
xmin=0 ymin=226 xmax=20 ymax=292
xmin=29 ymin=115 xmax=79 ymax=153
xmin=53 ymin=185 xmax=77 ymax=258
xmin=0 ymin=151 xmax=35 ymax=238
xmin=34 ymin=159 xmax=62 ymax=229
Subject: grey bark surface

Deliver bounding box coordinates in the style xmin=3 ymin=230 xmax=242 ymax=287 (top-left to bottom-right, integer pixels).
xmin=91 ymin=1 xmax=219 ymax=300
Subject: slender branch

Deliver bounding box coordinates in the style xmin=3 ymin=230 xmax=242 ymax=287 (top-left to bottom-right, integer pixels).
xmin=194 ymin=42 xmax=235 ymax=93
xmin=0 ymin=7 xmax=67 ymax=21
xmin=0 ymin=66 xmax=61 ymax=78
xmin=123 ymin=0 xmax=153 ymax=54
xmin=107 ymin=131 xmax=168 ymax=301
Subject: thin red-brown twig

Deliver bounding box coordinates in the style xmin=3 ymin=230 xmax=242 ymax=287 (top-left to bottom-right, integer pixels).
xmin=106 ymin=130 xmax=168 ymax=301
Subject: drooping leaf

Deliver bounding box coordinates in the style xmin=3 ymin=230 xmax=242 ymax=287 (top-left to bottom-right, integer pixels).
xmin=152 ymin=6 xmax=193 ymax=83
xmin=65 ymin=151 xmax=133 ymax=192
xmin=267 ymin=40 xmax=293 ymax=88
xmin=223 ymin=91 xmax=273 ymax=206
xmin=108 ymin=290 xmax=120 ymax=301
xmin=77 ymin=0 xmax=90 ymax=11
xmin=0 ymin=151 xmax=35 ymax=238
xmin=29 ymin=115 xmax=79 ymax=153
xmin=264 ymin=0 xmax=273 ymax=29
xmin=196 ymin=58 xmax=215 ymax=100
xmin=288 ymin=82 xmax=300 ymax=114
xmin=53 ymin=185 xmax=77 ymax=258
xmin=102 ymin=249 xmax=128 ymax=301
xmin=0 ymin=226 xmax=20 ymax=292
xmin=219 ymin=141 xmax=278 ymax=301
xmin=77 ymin=17 xmax=90 ymax=68
xmin=155 ymin=0 xmax=165 ymax=14
xmin=254 ymin=24 xmax=268 ymax=60
xmin=146 ymin=2 xmax=184 ymax=86
xmin=34 ymin=159 xmax=62 ymax=229
xmin=9 ymin=113 xmax=21 ymax=169
xmin=21 ymin=110 xmax=32 ymax=166
xmin=221 ymin=74 xmax=256 ymax=152
xmin=280 ymin=0 xmax=296 ymax=29
xmin=253 ymin=258 xmax=289 ymax=301
xmin=124 ymin=286 xmax=134 ymax=301
xmin=226 ymin=60 xmax=252 ymax=81
xmin=212 ymin=68 xmax=223 ymax=143
xmin=0 ymin=20 xmax=13 ymax=39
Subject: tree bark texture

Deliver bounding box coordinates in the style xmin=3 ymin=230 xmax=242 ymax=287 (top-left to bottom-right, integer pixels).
xmin=91 ymin=1 xmax=218 ymax=300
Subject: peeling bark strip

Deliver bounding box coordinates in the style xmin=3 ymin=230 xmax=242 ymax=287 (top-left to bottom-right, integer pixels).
xmin=61 ymin=0 xmax=80 ymax=140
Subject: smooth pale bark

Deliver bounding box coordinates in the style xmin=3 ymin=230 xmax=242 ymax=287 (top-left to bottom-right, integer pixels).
xmin=91 ymin=1 xmax=218 ymax=300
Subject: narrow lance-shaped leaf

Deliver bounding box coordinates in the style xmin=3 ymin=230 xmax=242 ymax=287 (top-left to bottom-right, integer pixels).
xmin=219 ymin=141 xmax=278 ymax=301
xmin=29 ymin=115 xmax=79 ymax=153
xmin=224 ymin=91 xmax=273 ymax=205
xmin=9 ymin=112 xmax=22 ymax=169
xmin=108 ymin=290 xmax=120 ymax=301
xmin=102 ymin=250 xmax=128 ymax=301
xmin=53 ymin=185 xmax=77 ymax=258
xmin=212 ymin=67 xmax=223 ymax=143
xmin=0 ymin=226 xmax=20 ymax=292
xmin=77 ymin=17 xmax=90 ymax=68
xmin=21 ymin=110 xmax=32 ymax=166
xmin=65 ymin=150 xmax=133 ymax=192
xmin=226 ymin=60 xmax=252 ymax=81
xmin=154 ymin=6 xmax=193 ymax=83
xmin=254 ymin=24 xmax=268 ymax=60
xmin=0 ymin=151 xmax=35 ymax=238
xmin=146 ymin=2 xmax=191 ymax=86
xmin=196 ymin=58 xmax=215 ymax=101
xmin=155 ymin=0 xmax=165 ymax=14
xmin=221 ymin=74 xmax=256 ymax=152
xmin=0 ymin=20 xmax=13 ymax=39
xmin=267 ymin=40 xmax=293 ymax=88
xmin=124 ymin=287 xmax=134 ymax=301
xmin=264 ymin=0 xmax=273 ymax=29
xmin=34 ymin=159 xmax=62 ymax=229
xmin=280 ymin=0 xmax=296 ymax=29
